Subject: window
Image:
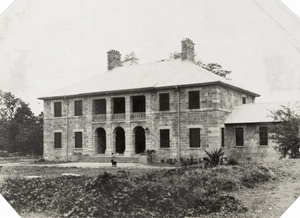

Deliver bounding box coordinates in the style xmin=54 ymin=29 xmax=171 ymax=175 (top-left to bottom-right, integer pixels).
xmin=221 ymin=128 xmax=225 ymax=147
xmin=132 ymin=96 xmax=146 ymax=112
xmin=236 ymin=128 xmax=244 ymax=146
xmin=189 ymin=128 xmax=200 ymax=148
xmin=259 ymin=127 xmax=268 ymax=146
xmin=75 ymin=132 xmax=83 ymax=148
xmin=54 ymin=102 xmax=62 ymax=117
xmin=54 ymin=132 xmax=62 ymax=148
xmin=113 ymin=97 xmax=125 ymax=114
xmin=74 ymin=100 xmax=82 ymax=116
xmin=160 ymin=129 xmax=170 ymax=148
xmin=93 ymin=99 xmax=106 ymax=114
xmin=242 ymin=97 xmax=246 ymax=104
xmin=189 ymin=91 xmax=200 ymax=109
xmin=159 ymin=93 xmax=170 ymax=111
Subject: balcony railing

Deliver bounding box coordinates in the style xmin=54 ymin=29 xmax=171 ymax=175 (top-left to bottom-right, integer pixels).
xmin=131 ymin=112 xmax=146 ymax=119
xmin=112 ymin=113 xmax=125 ymax=120
xmin=92 ymin=114 xmax=106 ymax=122
xmin=92 ymin=113 xmax=146 ymax=122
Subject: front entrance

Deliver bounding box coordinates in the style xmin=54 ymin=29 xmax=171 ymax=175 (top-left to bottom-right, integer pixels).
xmin=134 ymin=126 xmax=145 ymax=154
xmin=115 ymin=127 xmax=125 ymax=154
xmin=96 ymin=128 xmax=106 ymax=154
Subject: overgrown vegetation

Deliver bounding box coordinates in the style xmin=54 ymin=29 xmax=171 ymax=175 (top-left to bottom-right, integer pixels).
xmin=0 ymin=162 xmax=282 ymax=218
xmin=269 ymin=103 xmax=300 ymax=159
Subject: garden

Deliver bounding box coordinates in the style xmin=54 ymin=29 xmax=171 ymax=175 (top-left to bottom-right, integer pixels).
xmin=0 ymin=153 xmax=299 ymax=218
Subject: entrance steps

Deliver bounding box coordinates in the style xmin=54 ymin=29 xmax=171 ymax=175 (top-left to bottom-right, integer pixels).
xmin=80 ymin=155 xmax=140 ymax=163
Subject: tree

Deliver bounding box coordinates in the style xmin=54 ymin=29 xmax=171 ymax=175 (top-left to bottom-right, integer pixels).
xmin=0 ymin=90 xmax=43 ymax=155
xmin=269 ymin=104 xmax=300 ymax=159
xmin=122 ymin=51 xmax=139 ymax=66
xmin=169 ymin=52 xmax=231 ymax=79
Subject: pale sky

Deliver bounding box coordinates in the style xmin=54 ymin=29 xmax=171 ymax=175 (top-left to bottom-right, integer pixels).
xmin=1 ymin=1 xmax=299 ymax=17
xmin=1 ymin=0 xmax=300 ymax=115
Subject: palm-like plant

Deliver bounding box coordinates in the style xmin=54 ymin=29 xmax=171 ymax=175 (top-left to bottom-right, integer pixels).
xmin=203 ymin=148 xmax=225 ymax=167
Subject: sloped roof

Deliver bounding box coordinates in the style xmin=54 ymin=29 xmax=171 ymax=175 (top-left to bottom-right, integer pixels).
xmin=38 ymin=60 xmax=259 ymax=99
xmin=225 ymin=101 xmax=300 ymax=124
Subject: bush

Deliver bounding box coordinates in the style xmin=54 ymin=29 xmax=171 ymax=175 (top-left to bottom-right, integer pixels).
xmin=203 ymin=148 xmax=225 ymax=167
xmin=227 ymin=157 xmax=239 ymax=165
xmin=242 ymin=165 xmax=273 ymax=188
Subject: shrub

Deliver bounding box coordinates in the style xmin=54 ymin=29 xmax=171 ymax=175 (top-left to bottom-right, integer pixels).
xmin=203 ymin=148 xmax=225 ymax=167
xmin=242 ymin=166 xmax=272 ymax=188
xmin=227 ymin=157 xmax=239 ymax=165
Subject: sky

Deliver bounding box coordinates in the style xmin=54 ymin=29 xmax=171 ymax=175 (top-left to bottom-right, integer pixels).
xmin=1 ymin=0 xmax=300 ymax=115
xmin=0 ymin=1 xmax=298 ymax=17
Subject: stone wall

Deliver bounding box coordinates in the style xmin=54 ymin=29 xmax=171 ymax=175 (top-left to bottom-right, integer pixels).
xmin=43 ymin=84 xmax=256 ymax=162
xmin=225 ymin=123 xmax=279 ymax=161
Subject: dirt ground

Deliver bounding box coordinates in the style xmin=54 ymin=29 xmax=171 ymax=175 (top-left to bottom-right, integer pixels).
xmin=231 ymin=160 xmax=300 ymax=218
xmin=0 ymin=158 xmax=300 ymax=217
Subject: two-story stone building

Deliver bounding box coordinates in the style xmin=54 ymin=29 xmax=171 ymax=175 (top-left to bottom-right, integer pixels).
xmin=39 ymin=39 xmax=262 ymax=162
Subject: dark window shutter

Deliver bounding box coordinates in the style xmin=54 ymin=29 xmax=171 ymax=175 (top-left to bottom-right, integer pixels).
xmin=236 ymin=128 xmax=244 ymax=146
xmin=259 ymin=127 xmax=268 ymax=145
xmin=190 ymin=128 xmax=200 ymax=148
xmin=54 ymin=132 xmax=62 ymax=148
xmin=159 ymin=93 xmax=170 ymax=111
xmin=189 ymin=91 xmax=200 ymax=109
xmin=74 ymin=100 xmax=82 ymax=116
xmin=75 ymin=132 xmax=83 ymax=148
xmin=54 ymin=102 xmax=62 ymax=117
xmin=160 ymin=129 xmax=170 ymax=148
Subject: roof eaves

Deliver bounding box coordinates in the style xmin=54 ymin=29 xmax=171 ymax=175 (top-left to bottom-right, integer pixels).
xmin=224 ymin=120 xmax=280 ymax=125
xmin=38 ymin=86 xmax=157 ymax=100
xmin=38 ymin=80 xmax=259 ymax=100
xmin=218 ymin=81 xmax=260 ymax=97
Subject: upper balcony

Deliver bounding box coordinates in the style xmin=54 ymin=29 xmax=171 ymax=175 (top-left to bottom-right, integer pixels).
xmin=92 ymin=95 xmax=146 ymax=123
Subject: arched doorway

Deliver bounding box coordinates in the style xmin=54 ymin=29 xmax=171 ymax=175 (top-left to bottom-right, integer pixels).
xmin=134 ymin=126 xmax=145 ymax=154
xmin=96 ymin=128 xmax=106 ymax=154
xmin=115 ymin=127 xmax=125 ymax=154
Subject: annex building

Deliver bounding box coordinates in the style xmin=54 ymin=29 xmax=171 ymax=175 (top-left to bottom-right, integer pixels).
xmin=39 ymin=39 xmax=280 ymax=162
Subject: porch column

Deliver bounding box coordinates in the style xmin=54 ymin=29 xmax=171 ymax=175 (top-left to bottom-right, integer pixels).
xmin=124 ymin=96 xmax=132 ymax=156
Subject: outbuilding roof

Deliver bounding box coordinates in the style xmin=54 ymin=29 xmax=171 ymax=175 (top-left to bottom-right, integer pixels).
xmin=225 ymin=101 xmax=300 ymax=124
xmin=39 ymin=60 xmax=259 ymax=99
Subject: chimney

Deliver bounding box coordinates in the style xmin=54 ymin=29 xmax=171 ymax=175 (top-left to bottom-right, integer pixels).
xmin=107 ymin=50 xmax=121 ymax=70
xmin=181 ymin=38 xmax=195 ymax=62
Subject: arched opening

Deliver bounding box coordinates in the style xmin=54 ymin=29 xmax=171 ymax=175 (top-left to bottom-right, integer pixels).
xmin=134 ymin=126 xmax=145 ymax=154
xmin=96 ymin=128 xmax=106 ymax=154
xmin=115 ymin=127 xmax=125 ymax=154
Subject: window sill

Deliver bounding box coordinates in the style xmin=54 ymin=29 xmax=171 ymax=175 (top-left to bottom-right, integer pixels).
xmin=258 ymin=145 xmax=269 ymax=148
xmin=188 ymin=147 xmax=201 ymax=150
xmin=54 ymin=148 xmax=62 ymax=150
xmin=159 ymin=148 xmax=171 ymax=150
xmin=235 ymin=146 xmax=244 ymax=148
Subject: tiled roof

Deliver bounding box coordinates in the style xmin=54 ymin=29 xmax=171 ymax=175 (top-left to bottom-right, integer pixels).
xmin=225 ymin=101 xmax=300 ymax=124
xmin=39 ymin=60 xmax=259 ymax=99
